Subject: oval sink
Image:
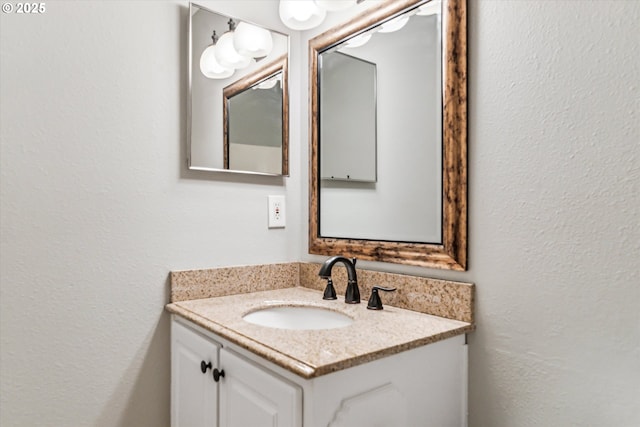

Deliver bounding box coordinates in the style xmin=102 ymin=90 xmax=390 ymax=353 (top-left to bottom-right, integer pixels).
xmin=242 ymin=306 xmax=353 ymax=330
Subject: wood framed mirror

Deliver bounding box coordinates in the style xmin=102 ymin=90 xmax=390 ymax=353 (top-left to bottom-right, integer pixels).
xmin=309 ymin=0 xmax=467 ymax=270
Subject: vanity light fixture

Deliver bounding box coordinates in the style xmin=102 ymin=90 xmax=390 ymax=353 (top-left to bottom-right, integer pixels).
xmin=200 ymin=30 xmax=234 ymax=79
xmin=215 ymin=19 xmax=253 ymax=69
xmin=278 ymin=0 xmax=367 ymax=31
xmin=233 ymin=22 xmax=274 ymax=59
xmin=339 ymin=2 xmax=437 ymax=52
xmin=279 ymin=0 xmax=326 ymax=30
xmin=200 ymin=18 xmax=277 ymax=79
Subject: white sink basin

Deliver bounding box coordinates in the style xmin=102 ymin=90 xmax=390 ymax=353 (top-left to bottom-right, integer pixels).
xmin=242 ymin=305 xmax=353 ymax=330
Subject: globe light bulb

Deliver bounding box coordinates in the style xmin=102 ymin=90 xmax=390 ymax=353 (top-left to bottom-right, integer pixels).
xmin=215 ymin=31 xmax=252 ymax=69
xmin=279 ymin=0 xmax=326 ymax=30
xmin=233 ymin=22 xmax=274 ymax=59
xmin=200 ymin=45 xmax=234 ymax=79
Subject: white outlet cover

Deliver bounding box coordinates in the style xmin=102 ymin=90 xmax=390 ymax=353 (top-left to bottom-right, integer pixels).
xmin=268 ymin=195 xmax=286 ymax=228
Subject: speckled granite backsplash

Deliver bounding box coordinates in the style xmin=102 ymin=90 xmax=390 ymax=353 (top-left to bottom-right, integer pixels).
xmin=298 ymin=263 xmax=475 ymax=323
xmin=170 ymin=263 xmax=299 ymax=302
xmin=170 ymin=262 xmax=474 ymax=324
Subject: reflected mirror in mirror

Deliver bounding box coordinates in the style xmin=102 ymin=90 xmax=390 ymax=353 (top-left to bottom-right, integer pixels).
xmin=224 ymin=57 xmax=288 ymax=174
xmin=309 ymin=0 xmax=467 ymax=270
xmin=189 ymin=3 xmax=289 ymax=176
xmin=320 ymin=52 xmax=377 ymax=183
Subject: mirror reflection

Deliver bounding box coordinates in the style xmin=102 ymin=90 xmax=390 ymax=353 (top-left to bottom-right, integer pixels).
xmin=319 ymin=1 xmax=442 ymax=243
xmin=320 ymin=52 xmax=377 ymax=183
xmin=223 ymin=57 xmax=288 ymax=175
xmin=189 ymin=3 xmax=289 ymax=175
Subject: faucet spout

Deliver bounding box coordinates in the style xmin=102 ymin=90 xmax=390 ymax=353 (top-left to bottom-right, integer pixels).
xmin=318 ymin=256 xmax=360 ymax=304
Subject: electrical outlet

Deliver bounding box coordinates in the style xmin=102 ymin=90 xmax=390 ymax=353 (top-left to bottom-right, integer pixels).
xmin=268 ymin=195 xmax=286 ymax=228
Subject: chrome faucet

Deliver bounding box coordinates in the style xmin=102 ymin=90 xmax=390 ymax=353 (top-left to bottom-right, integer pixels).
xmin=318 ymin=256 xmax=360 ymax=304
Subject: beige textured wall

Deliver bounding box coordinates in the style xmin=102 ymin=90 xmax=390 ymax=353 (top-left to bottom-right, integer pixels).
xmin=0 ymin=1 xmax=300 ymax=425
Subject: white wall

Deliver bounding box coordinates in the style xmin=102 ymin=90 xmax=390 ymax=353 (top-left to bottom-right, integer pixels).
xmin=0 ymin=1 xmax=301 ymax=425
xmin=302 ymin=1 xmax=639 ymax=426
xmin=1 ymin=1 xmax=639 ymax=427
xmin=465 ymin=2 xmax=639 ymax=425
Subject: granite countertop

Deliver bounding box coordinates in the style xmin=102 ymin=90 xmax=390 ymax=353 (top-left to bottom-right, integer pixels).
xmin=166 ymin=286 xmax=473 ymax=379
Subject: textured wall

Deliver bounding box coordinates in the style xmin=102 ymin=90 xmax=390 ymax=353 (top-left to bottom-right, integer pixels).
xmin=0 ymin=1 xmax=300 ymax=426
xmin=303 ymin=1 xmax=640 ymax=426
xmin=465 ymin=2 xmax=639 ymax=425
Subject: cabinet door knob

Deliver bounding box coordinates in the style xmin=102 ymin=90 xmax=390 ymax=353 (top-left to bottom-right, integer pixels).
xmin=200 ymin=361 xmax=212 ymax=374
xmin=213 ymin=368 xmax=225 ymax=382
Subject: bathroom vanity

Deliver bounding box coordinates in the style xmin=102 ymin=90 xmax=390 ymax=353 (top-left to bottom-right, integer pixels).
xmin=174 ymin=0 xmax=471 ymax=422
xmin=167 ymin=264 xmax=475 ymax=427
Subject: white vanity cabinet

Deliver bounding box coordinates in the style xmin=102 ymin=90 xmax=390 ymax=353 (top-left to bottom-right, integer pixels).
xmin=171 ymin=318 xmax=302 ymax=427
xmin=172 ymin=316 xmax=468 ymax=427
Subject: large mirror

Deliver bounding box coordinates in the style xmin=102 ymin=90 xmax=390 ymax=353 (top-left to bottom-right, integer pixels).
xmin=309 ymin=0 xmax=467 ymax=270
xmin=189 ymin=3 xmax=289 ymax=176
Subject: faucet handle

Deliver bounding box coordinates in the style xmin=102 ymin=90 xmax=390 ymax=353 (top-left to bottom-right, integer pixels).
xmin=322 ymin=278 xmax=337 ymax=300
xmin=351 ymin=258 xmax=357 ymax=267
xmin=367 ymin=286 xmax=397 ymax=310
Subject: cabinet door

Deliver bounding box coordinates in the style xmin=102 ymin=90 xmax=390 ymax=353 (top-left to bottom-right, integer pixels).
xmin=219 ymin=349 xmax=301 ymax=427
xmin=171 ymin=320 xmax=220 ymax=427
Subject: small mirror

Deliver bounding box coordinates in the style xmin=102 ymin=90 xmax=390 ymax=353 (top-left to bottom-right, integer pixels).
xmin=189 ymin=3 xmax=289 ymax=176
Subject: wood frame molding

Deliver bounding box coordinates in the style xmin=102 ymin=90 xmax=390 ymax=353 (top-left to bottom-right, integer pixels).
xmin=223 ymin=55 xmax=289 ymax=176
xmin=308 ymin=0 xmax=467 ymax=270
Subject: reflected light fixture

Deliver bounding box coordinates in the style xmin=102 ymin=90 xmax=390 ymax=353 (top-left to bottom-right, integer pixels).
xmin=200 ymin=30 xmax=234 ymax=79
xmin=279 ymin=0 xmax=326 ymax=30
xmin=416 ymin=0 xmax=441 ymax=16
xmin=253 ymin=75 xmax=281 ymax=90
xmin=233 ymin=22 xmax=274 ymax=59
xmin=314 ymin=0 xmax=357 ymax=12
xmin=342 ymin=32 xmax=372 ymax=48
xmin=215 ymin=19 xmax=252 ymax=69
xmin=378 ymin=14 xmax=409 ymax=33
